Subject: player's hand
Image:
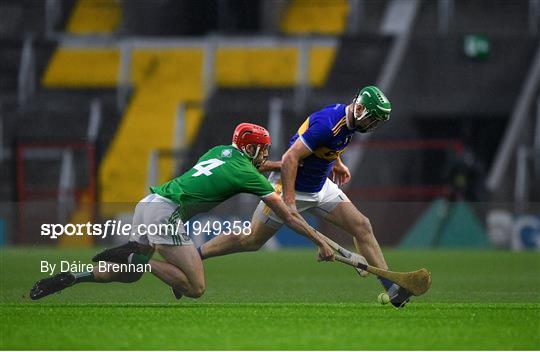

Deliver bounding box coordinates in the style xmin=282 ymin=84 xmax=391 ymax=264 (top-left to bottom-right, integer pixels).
xmin=331 ymin=162 xmax=351 ymax=186
xmin=317 ymin=242 xmax=335 ymax=262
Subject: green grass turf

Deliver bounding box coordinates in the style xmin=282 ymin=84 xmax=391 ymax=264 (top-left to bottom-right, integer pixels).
xmin=1 ymin=248 xmax=539 ymax=349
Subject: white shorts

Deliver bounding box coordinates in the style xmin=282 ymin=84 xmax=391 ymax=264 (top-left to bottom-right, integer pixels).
xmin=254 ymin=172 xmax=349 ymax=229
xmin=130 ymin=193 xmax=193 ymax=246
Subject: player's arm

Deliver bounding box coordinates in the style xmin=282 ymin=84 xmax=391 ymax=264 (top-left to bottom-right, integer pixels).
xmin=281 ymin=139 xmax=312 ymax=207
xmin=258 ymin=160 xmax=281 ymax=173
xmin=262 ymin=192 xmax=333 ymax=260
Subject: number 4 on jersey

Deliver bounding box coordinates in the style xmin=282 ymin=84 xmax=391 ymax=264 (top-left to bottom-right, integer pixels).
xmin=192 ymin=159 xmax=225 ymax=177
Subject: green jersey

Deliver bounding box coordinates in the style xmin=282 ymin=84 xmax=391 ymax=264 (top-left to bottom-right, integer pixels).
xmin=150 ymin=145 xmax=275 ymax=220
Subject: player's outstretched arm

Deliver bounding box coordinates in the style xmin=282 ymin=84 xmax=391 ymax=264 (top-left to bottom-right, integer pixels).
xmin=257 ymin=160 xmax=281 ymax=173
xmin=281 ymin=139 xmax=313 ymax=207
xmin=262 ymin=192 xmax=334 ymax=261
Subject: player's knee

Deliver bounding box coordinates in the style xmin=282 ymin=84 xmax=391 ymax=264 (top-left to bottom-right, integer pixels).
xmin=191 ymin=286 xmax=206 ymax=298
xmin=186 ymin=282 xmax=206 ymax=298
xmin=353 ymin=215 xmax=373 ymax=239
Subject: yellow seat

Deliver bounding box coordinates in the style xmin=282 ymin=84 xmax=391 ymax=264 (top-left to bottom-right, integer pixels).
xmin=67 ymin=0 xmax=121 ymax=34
xmin=281 ymin=0 xmax=349 ymax=35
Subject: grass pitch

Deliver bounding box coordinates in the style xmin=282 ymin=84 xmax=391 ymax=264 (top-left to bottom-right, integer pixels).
xmin=1 ymin=248 xmax=539 ymax=349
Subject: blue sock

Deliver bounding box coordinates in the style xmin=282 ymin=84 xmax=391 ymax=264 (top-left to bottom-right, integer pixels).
xmin=378 ymin=276 xmax=394 ymax=291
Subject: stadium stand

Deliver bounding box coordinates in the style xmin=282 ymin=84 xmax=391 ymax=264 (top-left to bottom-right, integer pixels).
xmin=311 ymin=35 xmax=393 ymax=107
xmin=65 ymin=0 xmax=120 ymax=34
xmin=414 ymin=0 xmax=531 ymax=35
xmin=0 ymin=0 xmax=48 ymax=38
xmin=0 ymin=0 xmax=538 ymax=245
xmin=281 ymin=0 xmax=350 ymax=34
xmin=99 ymin=48 xmax=205 ymax=203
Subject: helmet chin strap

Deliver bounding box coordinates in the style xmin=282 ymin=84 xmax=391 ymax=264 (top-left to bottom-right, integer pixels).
xmin=252 ymin=145 xmax=261 ymax=161
xmin=242 ymin=145 xmax=262 ymax=165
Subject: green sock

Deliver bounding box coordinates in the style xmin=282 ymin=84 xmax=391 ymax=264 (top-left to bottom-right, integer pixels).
xmin=129 ymin=253 xmax=150 ymax=265
xmin=73 ymin=271 xmax=95 ymax=283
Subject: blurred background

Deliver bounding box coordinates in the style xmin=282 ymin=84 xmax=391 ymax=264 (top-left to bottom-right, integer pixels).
xmin=0 ymin=0 xmax=539 ymax=251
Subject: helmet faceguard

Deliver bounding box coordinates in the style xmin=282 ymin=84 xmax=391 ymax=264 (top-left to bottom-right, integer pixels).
xmin=245 ymin=144 xmax=271 ymax=168
xmin=232 ymin=123 xmax=271 ymax=168
xmin=352 ymin=86 xmax=392 ymax=133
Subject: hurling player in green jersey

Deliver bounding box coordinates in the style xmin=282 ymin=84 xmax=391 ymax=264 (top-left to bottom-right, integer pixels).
xmin=29 ymin=123 xmax=334 ymax=300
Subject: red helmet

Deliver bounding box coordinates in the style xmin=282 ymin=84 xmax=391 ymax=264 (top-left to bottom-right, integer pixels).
xmin=232 ymin=123 xmax=271 ymax=164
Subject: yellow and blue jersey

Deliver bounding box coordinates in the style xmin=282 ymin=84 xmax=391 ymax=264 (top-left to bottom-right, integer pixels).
xmin=289 ymin=104 xmax=354 ymax=192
